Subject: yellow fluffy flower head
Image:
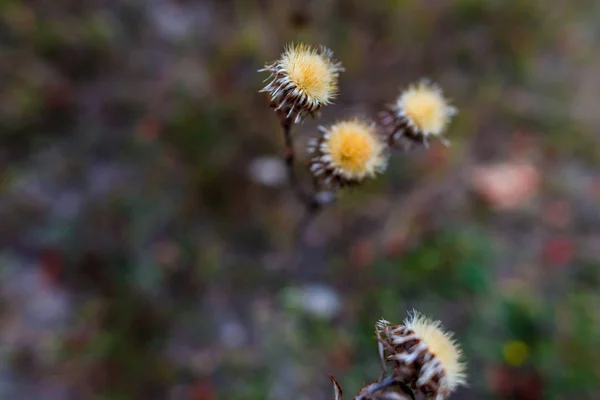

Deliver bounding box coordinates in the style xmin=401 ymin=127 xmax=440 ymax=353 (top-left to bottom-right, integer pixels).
xmin=376 ymin=311 xmax=466 ymax=400
xmin=308 ymin=118 xmax=388 ymax=186
xmin=259 ymin=43 xmax=343 ymax=123
xmin=384 ymin=79 xmax=457 ymax=147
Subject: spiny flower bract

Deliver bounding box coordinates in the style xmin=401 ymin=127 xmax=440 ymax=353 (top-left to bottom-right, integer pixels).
xmin=376 ymin=311 xmax=466 ymax=400
xmin=385 ymin=79 xmax=457 ymax=147
xmin=259 ymin=43 xmax=343 ymax=124
xmin=308 ymin=118 xmax=388 ymax=187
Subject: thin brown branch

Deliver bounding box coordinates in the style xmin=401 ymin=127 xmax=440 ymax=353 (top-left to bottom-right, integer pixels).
xmin=277 ymin=112 xmax=339 ymax=243
xmin=278 ymin=115 xmax=321 ymax=245
xmin=278 ymin=113 xmax=318 ymax=210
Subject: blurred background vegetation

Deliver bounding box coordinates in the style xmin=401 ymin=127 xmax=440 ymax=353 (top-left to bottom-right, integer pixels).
xmin=1 ymin=0 xmax=600 ymax=399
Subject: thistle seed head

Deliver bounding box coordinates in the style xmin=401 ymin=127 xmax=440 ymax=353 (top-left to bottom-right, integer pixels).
xmin=384 ymin=79 xmax=457 ymax=148
xmin=308 ymin=118 xmax=388 ymax=188
xmin=259 ymin=43 xmax=344 ymax=124
xmin=376 ymin=312 xmax=466 ymax=400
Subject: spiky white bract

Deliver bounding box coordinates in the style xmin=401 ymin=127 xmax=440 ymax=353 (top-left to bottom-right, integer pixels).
xmin=259 ymin=43 xmax=344 ymax=124
xmin=390 ymin=79 xmax=457 ymax=146
xmin=329 ymin=375 xmax=343 ymax=400
xmin=403 ymin=312 xmax=466 ymax=394
xmin=308 ymin=118 xmax=388 ymax=186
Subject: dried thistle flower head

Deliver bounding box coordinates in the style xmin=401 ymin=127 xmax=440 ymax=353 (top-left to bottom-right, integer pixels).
xmin=384 ymin=80 xmax=457 ymax=148
xmin=376 ymin=312 xmax=466 ymax=400
xmin=259 ymin=43 xmax=344 ymax=124
xmin=308 ymin=118 xmax=388 ymax=187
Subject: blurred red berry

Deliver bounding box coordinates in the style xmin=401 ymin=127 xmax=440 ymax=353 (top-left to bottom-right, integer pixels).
xmin=543 ymin=236 xmax=574 ymax=265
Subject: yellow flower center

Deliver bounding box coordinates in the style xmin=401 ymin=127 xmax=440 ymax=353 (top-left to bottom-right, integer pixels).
xmin=400 ymin=85 xmax=450 ymax=134
xmin=326 ymin=121 xmax=377 ymax=175
xmin=283 ymin=45 xmax=336 ymax=103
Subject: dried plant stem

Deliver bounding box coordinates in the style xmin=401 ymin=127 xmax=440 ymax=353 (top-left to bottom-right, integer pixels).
xmin=279 ymin=115 xmax=320 ymax=242
xmin=280 ymin=115 xmax=315 ymax=210
xmin=277 ymin=112 xmax=339 ymax=242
